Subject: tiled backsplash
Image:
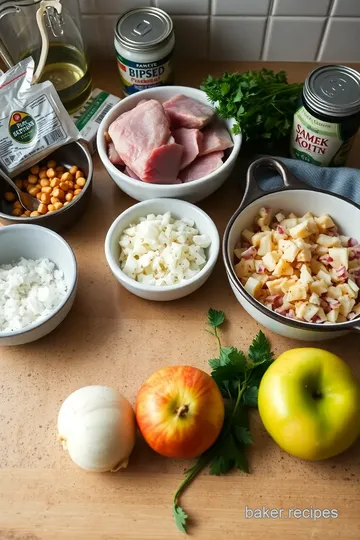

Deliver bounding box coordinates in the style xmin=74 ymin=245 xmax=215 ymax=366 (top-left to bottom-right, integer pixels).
xmin=80 ymin=0 xmax=360 ymax=62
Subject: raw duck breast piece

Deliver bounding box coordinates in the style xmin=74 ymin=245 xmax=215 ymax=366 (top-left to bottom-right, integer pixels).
xmin=172 ymin=128 xmax=203 ymax=170
xmin=106 ymin=101 xmax=150 ymax=167
xmin=179 ymin=151 xmax=224 ymax=183
xmin=162 ymin=94 xmax=215 ymax=129
xmin=143 ymin=143 xmax=183 ymax=184
xmin=125 ymin=166 xmax=141 ymax=180
xmin=108 ymin=142 xmax=125 ymax=166
xmin=108 ymin=99 xmax=171 ymax=179
xmin=199 ymin=122 xmax=234 ymax=156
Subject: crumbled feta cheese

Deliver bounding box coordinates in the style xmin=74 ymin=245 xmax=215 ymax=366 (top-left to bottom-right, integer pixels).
xmin=118 ymin=212 xmax=211 ymax=286
xmin=0 ymin=258 xmax=67 ymax=333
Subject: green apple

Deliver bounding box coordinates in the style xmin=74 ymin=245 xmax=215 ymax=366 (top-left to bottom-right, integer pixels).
xmin=258 ymin=348 xmax=360 ymax=460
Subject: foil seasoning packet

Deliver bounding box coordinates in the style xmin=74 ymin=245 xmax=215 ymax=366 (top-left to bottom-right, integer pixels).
xmin=0 ymin=57 xmax=80 ymax=176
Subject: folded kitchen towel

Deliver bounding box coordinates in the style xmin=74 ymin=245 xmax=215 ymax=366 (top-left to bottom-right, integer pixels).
xmin=257 ymin=157 xmax=360 ymax=205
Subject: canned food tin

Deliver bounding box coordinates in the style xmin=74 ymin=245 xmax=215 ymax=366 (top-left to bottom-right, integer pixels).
xmin=114 ymin=7 xmax=175 ymax=95
xmin=290 ymin=64 xmax=360 ymax=166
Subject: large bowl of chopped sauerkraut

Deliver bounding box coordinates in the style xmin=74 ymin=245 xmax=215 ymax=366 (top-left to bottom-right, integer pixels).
xmin=223 ymin=157 xmax=360 ymax=341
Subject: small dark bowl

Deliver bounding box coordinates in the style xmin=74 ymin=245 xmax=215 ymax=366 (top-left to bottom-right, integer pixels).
xmin=0 ymin=141 xmax=93 ymax=232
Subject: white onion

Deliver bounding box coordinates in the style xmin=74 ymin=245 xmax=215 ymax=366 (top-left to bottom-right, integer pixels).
xmin=57 ymin=386 xmax=136 ymax=472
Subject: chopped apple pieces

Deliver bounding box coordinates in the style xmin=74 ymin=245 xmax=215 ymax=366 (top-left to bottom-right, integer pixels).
xmin=233 ymin=207 xmax=360 ymax=324
xmin=244 ymin=276 xmax=263 ymax=298
xmin=317 ymin=234 xmax=341 ymax=247
xmin=279 ymin=240 xmax=299 ymax=262
xmin=315 ymin=214 xmax=335 ymax=231
xmin=328 ymin=247 xmax=348 ymax=270
xmin=262 ymin=251 xmax=280 ymax=272
xmin=289 ymin=220 xmax=312 ymax=239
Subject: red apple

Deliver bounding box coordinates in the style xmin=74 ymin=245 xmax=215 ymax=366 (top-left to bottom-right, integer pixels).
xmin=135 ymin=365 xmax=225 ymax=458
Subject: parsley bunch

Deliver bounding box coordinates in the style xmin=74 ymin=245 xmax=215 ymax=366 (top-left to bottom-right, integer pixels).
xmin=200 ymin=69 xmax=303 ymax=143
xmin=173 ymin=309 xmax=274 ymax=533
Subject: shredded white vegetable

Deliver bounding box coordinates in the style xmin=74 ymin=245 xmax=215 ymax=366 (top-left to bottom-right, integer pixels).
xmin=118 ymin=212 xmax=211 ymax=286
xmin=0 ymin=257 xmax=67 ymax=332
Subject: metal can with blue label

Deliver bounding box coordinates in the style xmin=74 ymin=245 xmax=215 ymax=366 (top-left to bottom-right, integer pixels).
xmin=114 ymin=7 xmax=175 ymax=96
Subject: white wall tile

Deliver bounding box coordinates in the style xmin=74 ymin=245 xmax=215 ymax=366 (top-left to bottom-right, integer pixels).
xmin=79 ymin=0 xmax=150 ymax=15
xmin=272 ymin=0 xmax=331 ymax=16
xmin=81 ymin=14 xmax=118 ymax=56
xmin=212 ymin=0 xmax=271 ymax=16
xmin=82 ymin=12 xmax=208 ymax=60
xmin=331 ymin=0 xmax=360 ymax=16
xmin=263 ymin=16 xmax=325 ymax=61
xmin=210 ymin=17 xmax=266 ymax=61
xmin=79 ymin=1 xmax=360 ymax=63
xmin=318 ymin=17 xmax=360 ymax=61
xmin=155 ymin=0 xmax=209 ymax=15
xmin=172 ymin=16 xmax=208 ymax=59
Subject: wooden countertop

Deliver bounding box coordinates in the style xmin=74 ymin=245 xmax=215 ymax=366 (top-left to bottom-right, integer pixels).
xmin=1 ymin=60 xmax=360 ymax=540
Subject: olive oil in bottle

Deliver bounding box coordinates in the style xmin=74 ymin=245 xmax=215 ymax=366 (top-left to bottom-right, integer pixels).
xmin=27 ymin=42 xmax=92 ymax=113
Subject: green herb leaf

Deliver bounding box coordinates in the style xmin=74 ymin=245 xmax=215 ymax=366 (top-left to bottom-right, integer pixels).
xmin=210 ymin=434 xmax=249 ymax=475
xmin=209 ymin=454 xmax=234 ymax=475
xmin=173 ymin=504 xmax=188 ymax=534
xmin=207 ymin=309 xmax=225 ymax=329
xmin=234 ymin=87 xmax=243 ymax=102
xmin=201 ymin=69 xmax=303 ymax=145
xmin=172 ymin=312 xmax=274 ymax=533
xmin=235 ymin=451 xmax=250 ymax=473
xmin=208 ymin=357 xmax=221 ymax=369
xmin=242 ymin=386 xmax=258 ymax=407
xmin=221 ymin=82 xmax=231 ymax=96
xmin=219 ymin=346 xmax=247 ymax=370
xmin=248 ymin=331 xmax=273 ymax=365
xmin=234 ymin=426 xmax=253 ymax=445
xmin=219 ymin=346 xmax=233 ymax=366
xmin=211 ymin=363 xmax=241 ymax=386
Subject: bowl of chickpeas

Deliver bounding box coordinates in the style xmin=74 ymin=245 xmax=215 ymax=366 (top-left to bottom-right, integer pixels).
xmin=0 ymin=141 xmax=93 ymax=232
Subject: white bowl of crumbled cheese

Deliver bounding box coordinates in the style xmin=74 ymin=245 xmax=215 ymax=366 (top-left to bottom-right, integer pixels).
xmin=104 ymin=199 xmax=220 ymax=301
xmin=0 ymin=224 xmax=77 ymax=346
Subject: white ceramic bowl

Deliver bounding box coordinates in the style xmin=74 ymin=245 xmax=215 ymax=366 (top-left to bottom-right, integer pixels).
xmin=223 ymin=157 xmax=360 ymax=341
xmin=0 ymin=225 xmax=77 ymax=346
xmin=97 ymin=86 xmax=242 ymax=203
xmin=105 ymin=198 xmax=220 ymax=301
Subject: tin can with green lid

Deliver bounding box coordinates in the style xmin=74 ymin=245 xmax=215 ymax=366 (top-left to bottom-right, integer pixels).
xmin=290 ymin=64 xmax=360 ymax=166
xmin=114 ymin=7 xmax=175 ymax=95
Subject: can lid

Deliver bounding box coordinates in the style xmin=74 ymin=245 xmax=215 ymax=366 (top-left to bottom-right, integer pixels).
xmin=115 ymin=7 xmax=173 ymax=51
xmin=304 ymin=65 xmax=360 ymax=117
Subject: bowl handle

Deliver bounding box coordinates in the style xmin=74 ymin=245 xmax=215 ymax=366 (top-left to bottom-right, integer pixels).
xmin=351 ymin=321 xmax=360 ymax=333
xmin=241 ymin=156 xmax=307 ymax=209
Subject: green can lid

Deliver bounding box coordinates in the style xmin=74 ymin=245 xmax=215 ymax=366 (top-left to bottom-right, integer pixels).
xmin=304 ymin=65 xmax=360 ymax=117
xmin=115 ymin=7 xmax=173 ymax=51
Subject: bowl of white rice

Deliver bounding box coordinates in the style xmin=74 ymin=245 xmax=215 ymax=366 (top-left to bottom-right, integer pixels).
xmin=0 ymin=224 xmax=77 ymax=346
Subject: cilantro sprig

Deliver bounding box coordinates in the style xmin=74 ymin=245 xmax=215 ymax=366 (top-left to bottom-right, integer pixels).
xmin=173 ymin=309 xmax=274 ymax=533
xmin=200 ymin=69 xmax=303 ymax=144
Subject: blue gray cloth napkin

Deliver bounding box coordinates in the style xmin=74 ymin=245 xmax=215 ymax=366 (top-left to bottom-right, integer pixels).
xmin=258 ymin=157 xmax=360 ymax=205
